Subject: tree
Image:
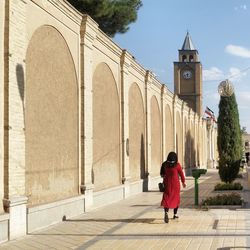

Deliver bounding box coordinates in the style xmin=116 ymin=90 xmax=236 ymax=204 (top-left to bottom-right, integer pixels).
xmin=217 ymin=93 xmax=242 ymax=183
xmin=67 ymin=0 xmax=142 ymax=37
xmin=241 ymin=126 xmax=247 ymax=134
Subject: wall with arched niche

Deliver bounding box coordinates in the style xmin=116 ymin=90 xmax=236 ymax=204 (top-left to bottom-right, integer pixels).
xmin=25 ymin=25 xmax=79 ymax=206
xmin=198 ymin=122 xmax=203 ymax=166
xmin=150 ymin=96 xmax=161 ymax=176
xmin=195 ymin=123 xmax=199 ymax=166
xmin=190 ymin=120 xmax=195 ymax=167
xmin=164 ymin=104 xmax=173 ymax=159
xmin=129 ymin=83 xmax=145 ymax=181
xmin=92 ymin=62 xmax=120 ymax=191
xmin=176 ymin=111 xmax=183 ymax=165
xmin=184 ymin=116 xmax=190 ymax=169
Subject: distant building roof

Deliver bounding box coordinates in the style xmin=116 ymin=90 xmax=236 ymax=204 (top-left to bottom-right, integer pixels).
xmin=181 ymin=32 xmax=196 ymax=50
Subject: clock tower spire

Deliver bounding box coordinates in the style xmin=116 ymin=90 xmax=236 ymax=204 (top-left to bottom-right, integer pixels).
xmin=174 ymin=32 xmax=202 ymax=116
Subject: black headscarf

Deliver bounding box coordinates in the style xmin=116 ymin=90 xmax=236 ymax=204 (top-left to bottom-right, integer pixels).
xmin=166 ymin=151 xmax=178 ymax=168
xmin=160 ymin=151 xmax=178 ymax=176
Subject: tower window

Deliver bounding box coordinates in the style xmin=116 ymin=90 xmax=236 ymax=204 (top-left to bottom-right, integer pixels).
xmin=189 ymin=55 xmax=194 ymax=62
xmin=182 ymin=55 xmax=187 ymax=62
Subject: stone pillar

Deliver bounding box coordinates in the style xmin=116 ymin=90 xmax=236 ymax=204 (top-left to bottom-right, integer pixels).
xmin=161 ymin=85 xmax=167 ymax=162
xmin=185 ymin=109 xmax=192 ymax=175
xmin=172 ymin=95 xmax=177 ymax=153
xmin=0 ymin=0 xmax=5 ymax=215
xmin=210 ymin=124 xmax=215 ymax=168
xmin=197 ymin=117 xmax=202 ymax=167
xmin=3 ymin=0 xmax=28 ymax=239
xmin=181 ymin=102 xmax=185 ymax=167
xmin=120 ymin=50 xmax=132 ymax=198
xmin=207 ymin=118 xmax=213 ymax=168
xmin=80 ymin=15 xmax=98 ymax=211
xmin=194 ymin=114 xmax=198 ymax=166
xmin=144 ymin=71 xmax=153 ymax=190
xmin=203 ymin=120 xmax=208 ymax=168
xmin=3 ymin=196 xmax=27 ymax=240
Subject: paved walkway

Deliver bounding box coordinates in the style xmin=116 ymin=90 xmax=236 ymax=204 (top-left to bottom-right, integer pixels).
xmin=1 ymin=169 xmax=250 ymax=250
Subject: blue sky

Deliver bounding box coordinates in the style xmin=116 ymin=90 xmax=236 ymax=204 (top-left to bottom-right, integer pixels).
xmin=114 ymin=0 xmax=250 ymax=133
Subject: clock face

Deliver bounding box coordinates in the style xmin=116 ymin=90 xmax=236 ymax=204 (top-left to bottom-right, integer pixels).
xmin=183 ymin=70 xmax=192 ymax=79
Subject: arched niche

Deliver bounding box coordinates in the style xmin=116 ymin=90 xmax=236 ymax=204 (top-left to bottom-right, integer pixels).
xmin=165 ymin=104 xmax=173 ymax=157
xmin=25 ymin=25 xmax=78 ymax=206
xmin=150 ymin=96 xmax=161 ymax=176
xmin=128 ymin=83 xmax=145 ymax=180
xmin=92 ymin=62 xmax=120 ymax=190
xmin=176 ymin=111 xmax=183 ymax=165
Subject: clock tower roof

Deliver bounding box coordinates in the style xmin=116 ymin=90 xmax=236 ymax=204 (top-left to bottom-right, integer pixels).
xmin=181 ymin=32 xmax=196 ymax=50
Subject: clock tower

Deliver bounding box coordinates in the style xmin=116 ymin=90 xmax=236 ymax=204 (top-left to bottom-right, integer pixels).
xmin=174 ymin=32 xmax=202 ymax=116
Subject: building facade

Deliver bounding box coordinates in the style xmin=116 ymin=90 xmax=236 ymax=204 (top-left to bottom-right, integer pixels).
xmin=0 ymin=0 xmax=217 ymax=243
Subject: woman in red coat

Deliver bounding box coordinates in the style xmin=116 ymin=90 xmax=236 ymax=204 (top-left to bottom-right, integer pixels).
xmin=160 ymin=152 xmax=186 ymax=223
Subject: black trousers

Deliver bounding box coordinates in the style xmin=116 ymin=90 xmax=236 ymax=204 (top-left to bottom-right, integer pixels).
xmin=164 ymin=207 xmax=178 ymax=214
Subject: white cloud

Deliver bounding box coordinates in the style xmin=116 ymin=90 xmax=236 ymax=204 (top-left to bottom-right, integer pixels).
xmin=225 ymin=44 xmax=250 ymax=58
xmin=234 ymin=5 xmax=247 ymax=11
xmin=203 ymin=66 xmax=247 ymax=82
xmin=241 ymin=4 xmax=247 ymax=10
xmin=228 ymin=67 xmax=247 ymax=82
xmin=203 ymin=67 xmax=224 ymax=81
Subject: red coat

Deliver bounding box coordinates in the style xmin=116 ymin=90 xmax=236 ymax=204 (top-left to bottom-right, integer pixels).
xmin=161 ymin=162 xmax=185 ymax=208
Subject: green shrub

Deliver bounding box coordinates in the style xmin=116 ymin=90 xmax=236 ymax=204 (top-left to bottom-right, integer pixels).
xmin=202 ymin=193 xmax=242 ymax=206
xmin=218 ymin=161 xmax=241 ymax=183
xmin=214 ymin=182 xmax=243 ymax=191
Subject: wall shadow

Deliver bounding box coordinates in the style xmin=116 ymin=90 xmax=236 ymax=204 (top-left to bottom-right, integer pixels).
xmin=141 ymin=134 xmax=148 ymax=191
xmin=184 ymin=130 xmax=196 ymax=176
xmin=16 ymin=64 xmax=25 ymax=126
xmin=140 ymin=134 xmax=145 ymax=179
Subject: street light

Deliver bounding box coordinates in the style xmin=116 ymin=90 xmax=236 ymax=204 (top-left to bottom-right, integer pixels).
xmin=218 ymin=79 xmax=234 ymax=97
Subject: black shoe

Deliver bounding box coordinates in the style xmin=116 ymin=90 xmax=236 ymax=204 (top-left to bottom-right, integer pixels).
xmin=164 ymin=212 xmax=169 ymax=223
xmin=173 ymin=215 xmax=179 ymax=219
